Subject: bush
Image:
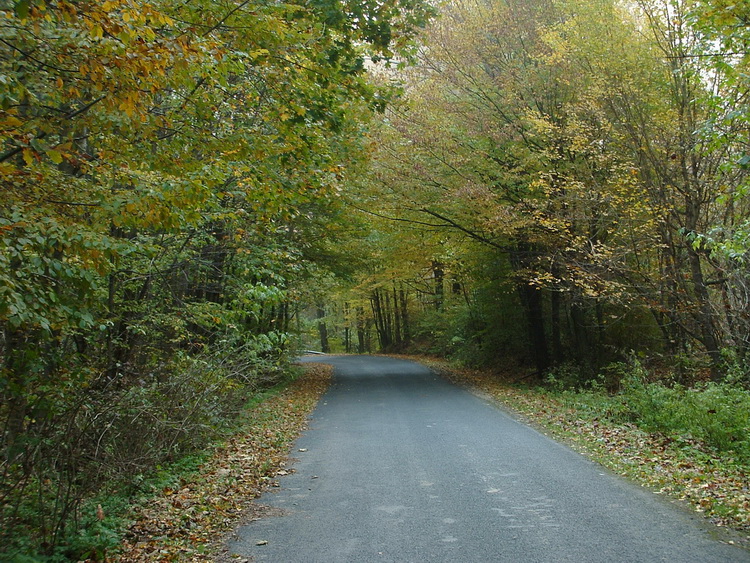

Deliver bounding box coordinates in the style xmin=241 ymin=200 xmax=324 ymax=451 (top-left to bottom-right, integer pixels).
xmin=0 ymin=338 xmax=292 ymax=561
xmin=543 ymin=362 xmax=598 ymax=392
xmin=618 ymin=366 xmax=750 ymax=461
xmin=546 ymin=359 xmax=750 ymax=463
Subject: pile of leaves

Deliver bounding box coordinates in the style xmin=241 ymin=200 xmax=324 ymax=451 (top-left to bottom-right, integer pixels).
xmin=412 ymin=356 xmax=750 ymax=546
xmin=113 ymin=362 xmax=332 ymax=562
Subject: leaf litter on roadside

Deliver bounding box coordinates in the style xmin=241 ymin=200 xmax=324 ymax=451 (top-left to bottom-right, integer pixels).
xmin=114 ymin=363 xmax=332 ymax=562
xmin=410 ymin=355 xmax=750 ymax=544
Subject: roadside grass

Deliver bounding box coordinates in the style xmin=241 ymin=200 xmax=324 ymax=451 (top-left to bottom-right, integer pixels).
xmin=410 ymin=355 xmax=750 ymax=545
xmin=108 ymin=362 xmax=332 ymax=562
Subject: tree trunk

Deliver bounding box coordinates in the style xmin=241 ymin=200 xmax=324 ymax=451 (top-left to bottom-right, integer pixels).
xmin=432 ymin=261 xmax=444 ymax=310
xmin=399 ymin=287 xmax=410 ymax=345
xmin=384 ymin=290 xmax=393 ymax=349
xmin=687 ymin=246 xmax=722 ymax=378
xmin=685 ymin=196 xmax=723 ymax=378
xmin=343 ymin=302 xmax=351 ymax=353
xmin=551 ymin=289 xmax=562 ymax=365
xmin=316 ymin=304 xmax=330 ymax=353
xmin=518 ymin=282 xmax=550 ymax=374
xmin=357 ymin=306 xmax=366 ymax=353
xmin=371 ymin=291 xmax=391 ymax=350
xmin=392 ymin=284 xmax=402 ymax=348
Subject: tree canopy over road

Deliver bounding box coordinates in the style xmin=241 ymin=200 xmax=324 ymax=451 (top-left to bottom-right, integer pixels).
xmin=352 ymin=0 xmax=750 ymax=378
xmin=2 ymin=0 xmax=750 ymax=558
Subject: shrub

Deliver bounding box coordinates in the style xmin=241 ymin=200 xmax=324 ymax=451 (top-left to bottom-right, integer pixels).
xmin=618 ymin=366 xmax=750 ymax=461
xmin=0 ymin=339 xmax=292 ymax=561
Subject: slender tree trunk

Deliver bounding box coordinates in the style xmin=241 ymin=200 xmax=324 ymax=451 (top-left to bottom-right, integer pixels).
xmin=316 ymin=304 xmax=330 ymax=353
xmin=687 ymin=246 xmax=722 ymax=378
xmin=384 ymin=290 xmax=393 ymax=350
xmin=343 ymin=302 xmax=351 ymax=353
xmin=280 ymin=302 xmax=290 ymax=333
xmin=357 ymin=306 xmax=366 ymax=354
xmin=371 ymin=293 xmax=382 ymax=349
xmin=551 ymin=289 xmax=562 ymax=364
xmin=3 ymin=326 xmax=29 ymax=464
xmin=392 ymin=284 xmax=402 ymax=348
xmin=399 ymin=287 xmax=410 ymax=345
xmin=371 ymin=291 xmax=391 ymax=350
xmin=595 ymin=299 xmax=605 ymax=367
xmin=569 ymin=300 xmax=589 ymax=365
xmin=685 ymin=197 xmax=723 ymax=378
xmin=518 ymin=283 xmax=550 ymax=374
xmin=511 ymin=244 xmax=549 ymax=373
xmin=432 ymin=261 xmax=444 ymax=310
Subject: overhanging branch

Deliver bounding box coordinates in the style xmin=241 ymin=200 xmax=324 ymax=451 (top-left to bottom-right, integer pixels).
xmin=418 ymin=207 xmax=508 ymax=251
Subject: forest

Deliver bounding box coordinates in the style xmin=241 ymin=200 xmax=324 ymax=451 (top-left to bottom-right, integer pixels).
xmin=1 ymin=0 xmax=749 ymax=559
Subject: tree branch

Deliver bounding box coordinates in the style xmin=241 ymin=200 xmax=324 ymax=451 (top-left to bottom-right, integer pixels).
xmin=418 ymin=207 xmax=508 ymax=251
xmin=0 ymin=96 xmax=106 ymax=163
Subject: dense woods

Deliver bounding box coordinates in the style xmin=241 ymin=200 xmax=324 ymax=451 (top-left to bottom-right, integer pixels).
xmin=2 ymin=0 xmax=750 ymax=558
xmin=344 ymin=0 xmax=750 ymax=382
xmin=0 ymin=0 xmax=432 ymax=558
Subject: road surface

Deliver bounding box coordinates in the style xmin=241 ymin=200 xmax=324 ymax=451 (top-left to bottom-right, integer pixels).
xmin=223 ymin=355 xmax=749 ymax=562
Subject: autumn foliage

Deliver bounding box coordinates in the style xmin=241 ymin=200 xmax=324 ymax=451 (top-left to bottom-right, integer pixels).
xmin=351 ymin=0 xmax=750 ymax=383
xmin=0 ymin=0 xmax=431 ymax=558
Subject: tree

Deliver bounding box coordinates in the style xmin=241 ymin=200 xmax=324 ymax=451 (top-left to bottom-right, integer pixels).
xmin=356 ymin=0 xmax=750 ymax=379
xmin=0 ymin=0 xmax=434 ymax=556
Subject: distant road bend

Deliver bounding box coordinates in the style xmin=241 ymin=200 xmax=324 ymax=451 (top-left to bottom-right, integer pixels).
xmin=224 ymin=355 xmax=749 ymax=562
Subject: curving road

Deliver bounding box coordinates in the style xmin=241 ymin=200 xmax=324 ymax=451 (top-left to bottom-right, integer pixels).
xmin=223 ymin=355 xmax=749 ymax=562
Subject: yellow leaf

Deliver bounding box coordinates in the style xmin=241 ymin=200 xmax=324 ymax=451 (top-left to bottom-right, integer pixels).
xmin=3 ymin=116 xmax=23 ymax=128
xmin=46 ymin=149 xmax=63 ymax=164
xmin=22 ymin=148 xmax=34 ymax=166
xmin=0 ymin=162 xmax=17 ymax=175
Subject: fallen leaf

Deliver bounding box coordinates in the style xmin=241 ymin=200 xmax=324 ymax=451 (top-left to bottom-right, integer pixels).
xmin=113 ymin=364 xmax=332 ymax=561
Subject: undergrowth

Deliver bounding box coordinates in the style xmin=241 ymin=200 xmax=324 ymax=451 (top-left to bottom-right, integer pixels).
xmin=60 ymin=376 xmax=301 ymax=563
xmin=1 ymin=350 xmax=300 ymax=562
xmin=544 ymin=360 xmax=750 ymax=463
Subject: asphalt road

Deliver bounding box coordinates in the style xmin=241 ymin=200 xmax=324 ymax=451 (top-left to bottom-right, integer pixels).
xmin=223 ymin=355 xmax=749 ymax=562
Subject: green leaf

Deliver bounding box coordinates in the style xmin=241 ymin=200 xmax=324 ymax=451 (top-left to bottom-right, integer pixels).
xmin=14 ymin=0 xmax=30 ymax=20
